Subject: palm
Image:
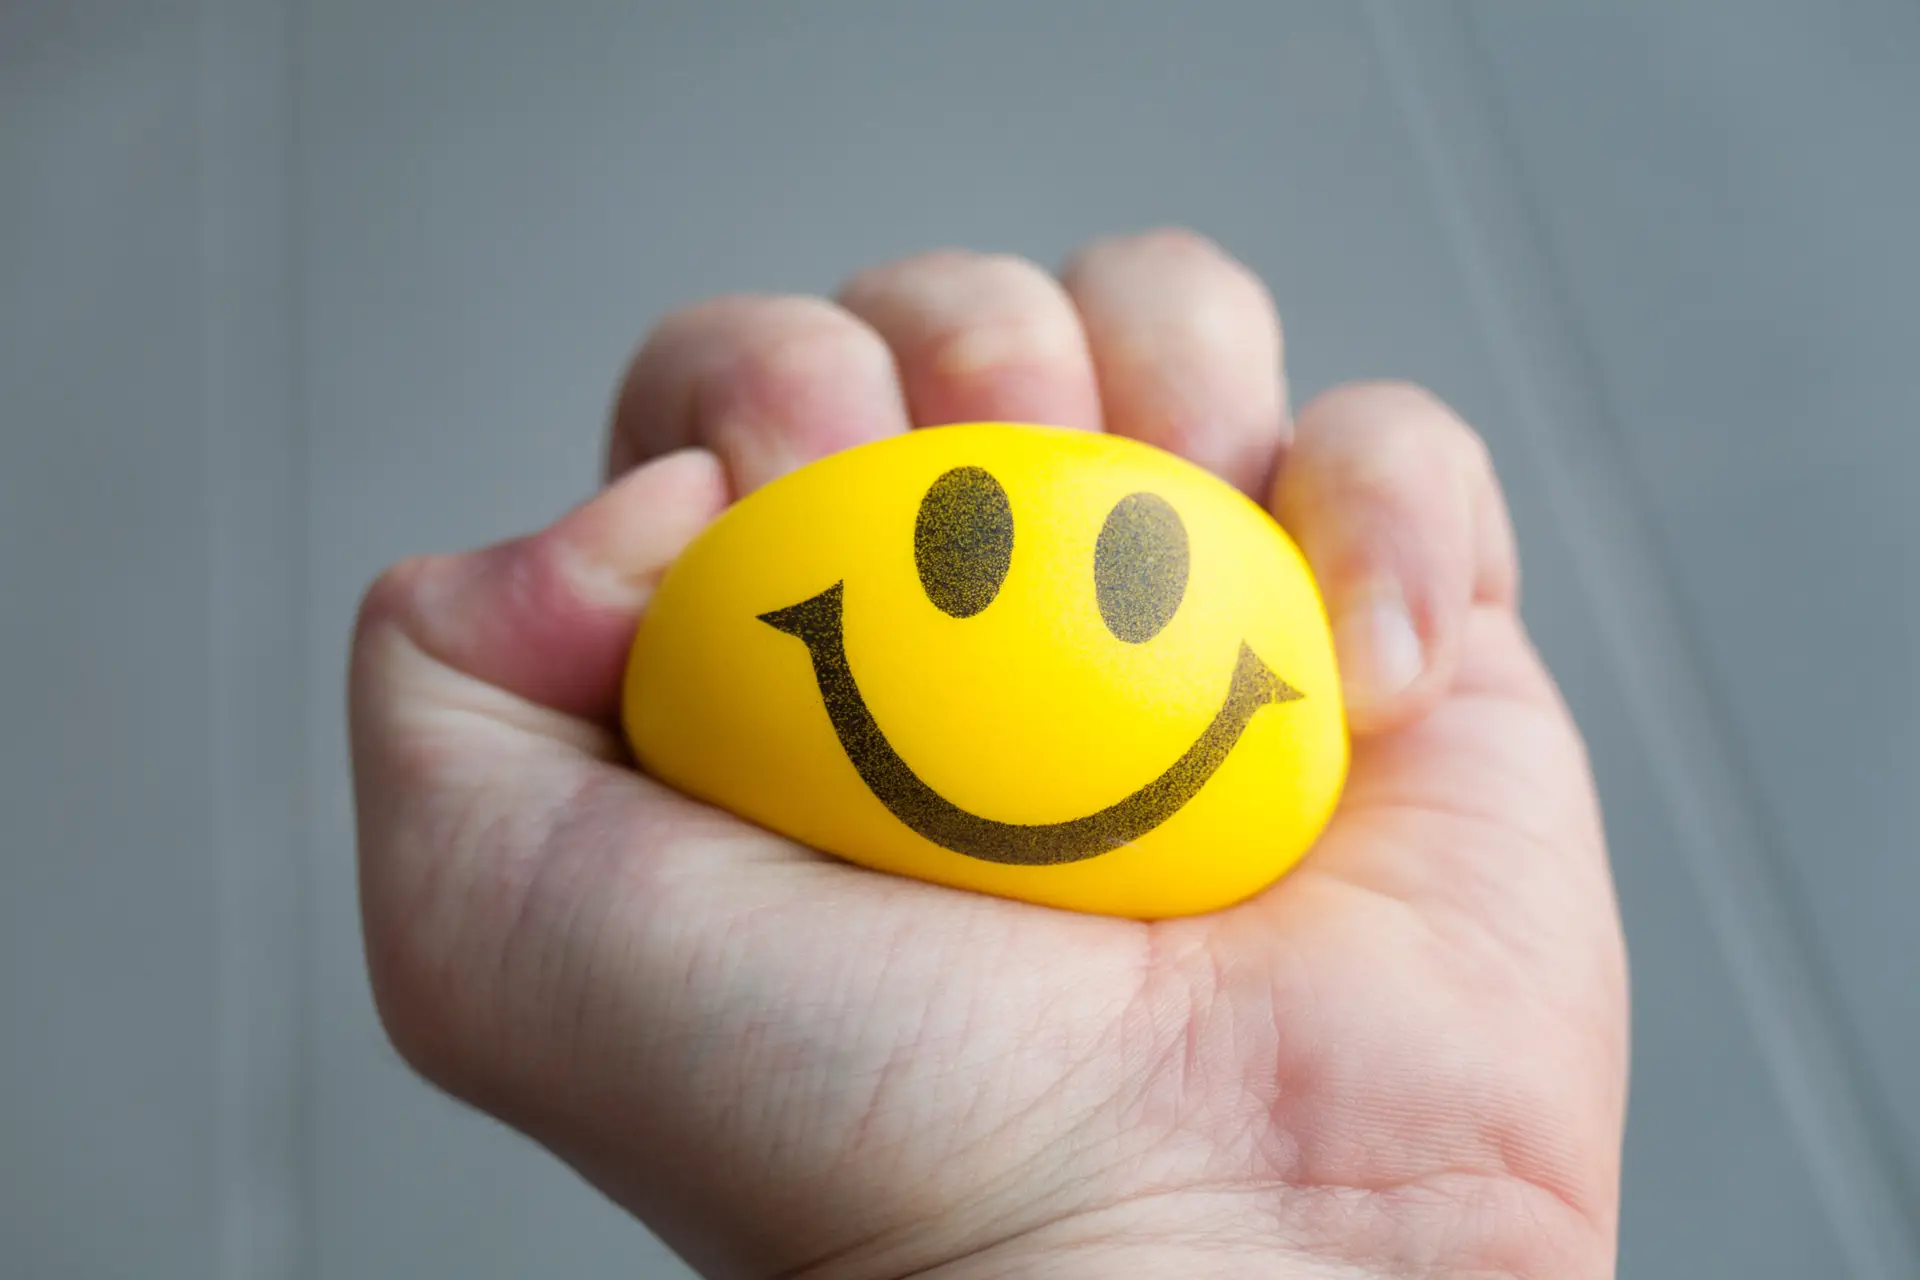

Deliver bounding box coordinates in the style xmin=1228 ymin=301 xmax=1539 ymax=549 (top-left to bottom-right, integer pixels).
xmin=465 ymin=603 xmax=1621 ymax=1279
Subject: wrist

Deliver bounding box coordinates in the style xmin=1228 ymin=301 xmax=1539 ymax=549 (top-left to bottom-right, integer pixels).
xmin=788 ymin=1181 xmax=1609 ymax=1280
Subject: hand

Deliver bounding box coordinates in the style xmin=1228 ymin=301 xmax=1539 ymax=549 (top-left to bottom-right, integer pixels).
xmin=350 ymin=231 xmax=1628 ymax=1279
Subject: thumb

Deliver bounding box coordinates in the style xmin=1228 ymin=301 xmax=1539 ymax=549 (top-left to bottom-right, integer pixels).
xmin=347 ymin=447 xmax=730 ymax=1104
xmin=358 ymin=446 xmax=730 ymax=726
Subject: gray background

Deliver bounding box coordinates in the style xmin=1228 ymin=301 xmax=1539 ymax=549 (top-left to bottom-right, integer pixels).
xmin=4 ymin=2 xmax=1917 ymax=1276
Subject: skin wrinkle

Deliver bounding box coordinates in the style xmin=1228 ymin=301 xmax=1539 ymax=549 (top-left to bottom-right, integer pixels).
xmin=934 ymin=962 xmax=1022 ymax=1147
xmin=1273 ymin=967 xmax=1607 ymax=1237
xmin=838 ymin=923 xmax=955 ymax=1163
xmin=925 ymin=316 xmax=1086 ymax=388
xmin=783 ymin=1030 xmax=1132 ymax=1280
xmin=702 ymin=901 xmax=1067 ymax=1251
xmin=913 ymin=1005 xmax=1151 ymax=1264
xmin=1289 ymin=841 xmax=1613 ymax=1068
xmin=428 ymin=765 xmax=590 ymax=1074
xmin=882 ymin=1174 xmax=1595 ymax=1280
xmin=366 ymin=725 xmax=622 ymax=1036
xmin=836 ymin=1129 xmax=1129 ymax=1280
xmin=1332 ymin=768 xmax=1612 ymax=941
xmin=492 ymin=767 xmax=647 ymax=1066
xmin=1322 ymin=804 xmax=1596 ymax=936
xmin=915 ymin=339 xmax=1098 ymax=431
xmin=1196 ymin=886 xmax=1606 ymax=1249
xmin=1012 ymin=931 xmax=1279 ymax=1239
xmin=1344 ymin=726 xmax=1594 ymax=847
xmin=367 ymin=579 xmax=631 ymax=747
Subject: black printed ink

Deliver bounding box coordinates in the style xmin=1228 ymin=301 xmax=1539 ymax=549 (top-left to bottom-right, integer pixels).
xmin=759 ymin=582 xmax=1303 ymax=866
xmin=914 ymin=466 xmax=1014 ymax=618
xmin=1094 ymin=492 xmax=1188 ymax=644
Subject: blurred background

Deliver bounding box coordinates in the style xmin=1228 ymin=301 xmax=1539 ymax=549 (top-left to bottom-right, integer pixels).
xmin=5 ymin=2 xmax=1919 ymax=1276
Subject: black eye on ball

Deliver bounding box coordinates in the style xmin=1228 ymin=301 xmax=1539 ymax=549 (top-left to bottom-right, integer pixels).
xmin=1095 ymin=492 xmax=1188 ymax=643
xmin=916 ymin=466 xmax=1014 ymax=618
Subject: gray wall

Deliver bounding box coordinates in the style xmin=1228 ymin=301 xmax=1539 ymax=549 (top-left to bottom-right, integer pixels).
xmin=4 ymin=3 xmax=1916 ymax=1276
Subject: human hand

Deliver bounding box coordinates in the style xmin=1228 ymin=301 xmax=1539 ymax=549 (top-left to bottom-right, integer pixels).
xmin=350 ymin=231 xmax=1628 ymax=1279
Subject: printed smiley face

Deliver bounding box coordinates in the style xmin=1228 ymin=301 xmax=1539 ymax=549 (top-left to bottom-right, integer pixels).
xmin=623 ymin=423 xmax=1348 ymax=918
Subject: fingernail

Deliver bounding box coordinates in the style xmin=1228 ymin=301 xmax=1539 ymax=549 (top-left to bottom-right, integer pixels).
xmin=1333 ymin=577 xmax=1423 ymax=712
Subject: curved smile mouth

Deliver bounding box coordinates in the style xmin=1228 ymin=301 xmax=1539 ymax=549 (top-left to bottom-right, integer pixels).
xmin=760 ymin=583 xmax=1305 ymax=866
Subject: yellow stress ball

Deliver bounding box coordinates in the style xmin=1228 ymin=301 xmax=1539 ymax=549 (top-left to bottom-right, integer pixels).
xmin=623 ymin=423 xmax=1348 ymax=919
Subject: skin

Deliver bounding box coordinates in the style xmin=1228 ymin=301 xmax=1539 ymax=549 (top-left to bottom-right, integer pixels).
xmin=349 ymin=230 xmax=1629 ymax=1279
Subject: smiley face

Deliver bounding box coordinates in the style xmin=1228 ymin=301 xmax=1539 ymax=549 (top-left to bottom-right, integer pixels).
xmin=757 ymin=467 xmax=1305 ymax=866
xmin=624 ymin=423 xmax=1347 ymax=918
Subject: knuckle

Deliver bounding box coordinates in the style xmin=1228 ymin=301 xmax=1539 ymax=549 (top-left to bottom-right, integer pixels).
xmin=634 ymin=293 xmax=848 ymax=372
xmin=1073 ymin=226 xmax=1239 ymax=279
xmin=921 ymin=309 xmax=1083 ymax=388
xmin=844 ymin=248 xmax=1068 ymax=316
xmin=644 ymin=294 xmax=814 ymax=352
xmin=966 ymin=250 xmax=1064 ymax=300
xmin=1390 ymin=384 xmax=1495 ymax=484
xmin=1319 ymin=380 xmax=1478 ymax=450
xmin=1132 ymin=224 xmax=1227 ymax=260
xmin=1072 ymin=225 xmax=1222 ymax=273
xmin=727 ymin=291 xmax=858 ymax=335
xmin=1344 ymin=377 xmax=1446 ymax=418
xmin=1185 ymin=273 xmax=1281 ymax=356
xmin=1138 ymin=229 xmax=1273 ymax=311
xmin=630 ymin=295 xmax=746 ymax=361
xmin=709 ymin=310 xmax=891 ymax=413
xmin=1454 ymin=423 xmax=1497 ymax=492
xmin=1213 ymin=255 xmax=1279 ymax=322
xmin=1069 ymin=228 xmax=1282 ymax=342
xmin=838 ymin=248 xmax=972 ymax=304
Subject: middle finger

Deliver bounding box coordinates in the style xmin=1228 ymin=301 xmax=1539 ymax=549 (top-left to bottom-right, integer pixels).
xmin=838 ymin=250 xmax=1103 ymax=432
xmin=1063 ymin=229 xmax=1289 ymax=496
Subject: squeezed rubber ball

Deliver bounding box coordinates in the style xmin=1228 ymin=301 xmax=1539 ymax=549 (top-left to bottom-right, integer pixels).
xmin=623 ymin=423 xmax=1348 ymax=919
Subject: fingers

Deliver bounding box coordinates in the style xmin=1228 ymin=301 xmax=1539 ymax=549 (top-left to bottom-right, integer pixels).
xmin=610 ymin=233 xmax=1291 ymax=506
xmin=838 ymin=250 xmax=1103 ymax=431
xmin=356 ymin=447 xmax=729 ymax=724
xmin=608 ymin=295 xmax=910 ymax=493
xmin=1274 ymin=382 xmax=1521 ymax=734
xmin=1063 ymin=229 xmax=1289 ymax=495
